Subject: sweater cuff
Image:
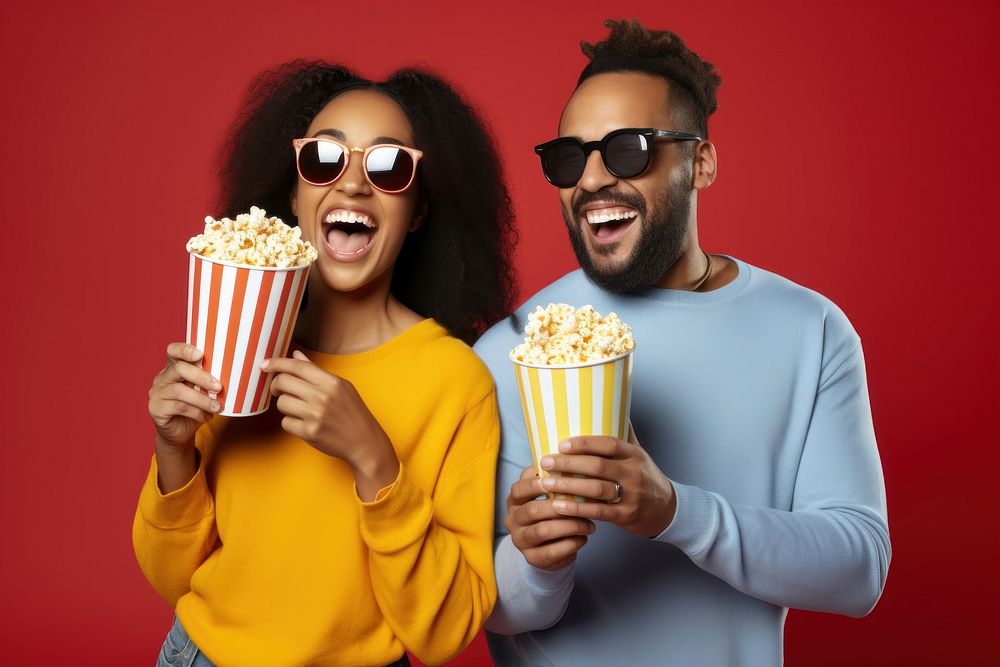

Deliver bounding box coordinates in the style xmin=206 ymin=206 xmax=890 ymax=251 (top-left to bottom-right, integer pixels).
xmin=358 ymin=464 xmax=432 ymax=553
xmin=652 ymin=481 xmax=718 ymax=556
xmin=138 ymin=454 xmax=214 ymax=529
xmin=516 ymin=546 xmax=575 ymax=594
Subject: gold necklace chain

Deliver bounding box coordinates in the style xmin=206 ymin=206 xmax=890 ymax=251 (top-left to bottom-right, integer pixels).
xmin=691 ymin=251 xmax=712 ymax=291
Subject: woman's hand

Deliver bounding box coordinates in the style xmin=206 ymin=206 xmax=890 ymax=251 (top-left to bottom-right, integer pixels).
xmin=263 ymin=350 xmax=399 ymax=500
xmin=147 ymin=342 xmax=221 ymax=491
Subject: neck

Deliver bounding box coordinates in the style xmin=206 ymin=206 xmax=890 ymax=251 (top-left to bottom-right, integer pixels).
xmin=655 ymin=215 xmax=707 ymax=290
xmin=293 ymin=275 xmax=418 ymax=355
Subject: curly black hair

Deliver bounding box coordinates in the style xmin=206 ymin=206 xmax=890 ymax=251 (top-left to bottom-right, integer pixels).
xmin=578 ymin=18 xmax=722 ymax=138
xmin=213 ymin=60 xmax=518 ymax=345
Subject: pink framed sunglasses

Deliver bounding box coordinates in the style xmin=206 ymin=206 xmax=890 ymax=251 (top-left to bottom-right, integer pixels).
xmin=292 ymin=137 xmax=424 ymax=194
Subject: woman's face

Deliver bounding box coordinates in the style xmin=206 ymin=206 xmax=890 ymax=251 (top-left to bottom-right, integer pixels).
xmin=292 ymin=89 xmax=420 ymax=296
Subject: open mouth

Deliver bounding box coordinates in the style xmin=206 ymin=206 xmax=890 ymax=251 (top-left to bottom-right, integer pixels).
xmin=321 ymin=208 xmax=378 ymax=260
xmin=584 ymin=207 xmax=639 ymax=241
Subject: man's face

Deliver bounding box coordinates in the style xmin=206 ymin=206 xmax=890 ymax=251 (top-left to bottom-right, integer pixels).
xmin=556 ymin=72 xmax=695 ymax=292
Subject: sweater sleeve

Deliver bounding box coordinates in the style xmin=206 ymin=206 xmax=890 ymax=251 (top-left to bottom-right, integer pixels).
xmin=131 ymin=427 xmax=219 ymax=607
xmin=358 ymin=390 xmax=500 ymax=666
xmin=655 ymin=341 xmax=891 ymax=616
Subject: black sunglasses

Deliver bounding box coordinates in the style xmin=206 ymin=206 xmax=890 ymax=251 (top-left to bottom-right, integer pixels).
xmin=534 ymin=127 xmax=702 ymax=188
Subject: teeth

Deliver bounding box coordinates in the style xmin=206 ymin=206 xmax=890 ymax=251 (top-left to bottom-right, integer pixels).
xmin=585 ymin=210 xmax=638 ymax=225
xmin=324 ymin=210 xmax=374 ymax=227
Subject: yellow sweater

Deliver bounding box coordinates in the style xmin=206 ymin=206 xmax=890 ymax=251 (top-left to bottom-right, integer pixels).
xmin=133 ymin=320 xmax=499 ymax=666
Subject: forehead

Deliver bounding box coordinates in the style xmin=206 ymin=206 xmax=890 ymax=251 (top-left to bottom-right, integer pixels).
xmin=558 ymin=72 xmax=673 ymax=140
xmin=306 ymin=89 xmax=414 ymax=145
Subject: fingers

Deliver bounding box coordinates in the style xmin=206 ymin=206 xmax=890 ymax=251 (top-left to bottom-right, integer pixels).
xmin=167 ymin=358 xmax=221 ymax=393
xmin=540 ymin=452 xmax=622 ymax=480
xmin=507 ymin=499 xmax=594 ymax=570
xmin=558 ymin=435 xmax=628 ymax=458
xmin=518 ymin=517 xmax=595 ymax=548
xmin=166 ymin=342 xmax=203 ymax=364
xmin=520 ymin=536 xmax=589 ymax=571
xmin=550 ymin=498 xmax=627 ymax=524
xmin=151 ymin=381 xmax=220 ymax=416
xmin=508 ymin=495 xmax=595 ymax=531
xmin=269 ymin=372 xmax=317 ymax=400
xmin=540 ymin=474 xmax=621 ymax=502
xmin=508 ymin=475 xmax=546 ymax=506
xmin=261 ymin=355 xmax=329 ymax=385
xmin=159 ymin=343 xmax=218 ymax=393
xmin=275 ymin=393 xmax=310 ymax=419
xmin=279 ymin=415 xmax=307 ymax=441
xmin=157 ymin=399 xmax=213 ymax=425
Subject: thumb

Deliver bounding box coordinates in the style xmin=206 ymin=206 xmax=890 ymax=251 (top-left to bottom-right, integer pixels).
xmin=627 ymin=422 xmax=639 ymax=446
xmin=292 ymin=349 xmax=311 ymax=362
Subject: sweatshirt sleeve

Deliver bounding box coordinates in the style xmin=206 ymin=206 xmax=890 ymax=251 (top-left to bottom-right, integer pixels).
xmin=655 ymin=341 xmax=891 ymax=617
xmin=358 ymin=390 xmax=500 ymax=666
xmin=131 ymin=427 xmax=219 ymax=607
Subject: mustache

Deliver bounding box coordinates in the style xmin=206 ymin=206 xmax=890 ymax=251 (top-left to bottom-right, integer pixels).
xmin=571 ymin=188 xmax=646 ymax=221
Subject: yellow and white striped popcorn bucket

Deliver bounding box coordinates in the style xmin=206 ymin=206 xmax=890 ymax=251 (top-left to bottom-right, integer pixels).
xmin=510 ymin=350 xmax=635 ymax=496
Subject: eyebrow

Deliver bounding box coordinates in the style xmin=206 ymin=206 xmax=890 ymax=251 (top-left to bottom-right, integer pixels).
xmin=313 ymin=129 xmax=407 ymax=146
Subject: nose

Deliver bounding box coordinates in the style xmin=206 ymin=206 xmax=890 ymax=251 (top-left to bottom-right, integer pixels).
xmin=336 ymin=148 xmax=372 ymax=196
xmin=574 ymin=148 xmax=617 ymax=193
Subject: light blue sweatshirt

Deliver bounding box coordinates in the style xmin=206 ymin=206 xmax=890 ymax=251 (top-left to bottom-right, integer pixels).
xmin=475 ymin=257 xmax=890 ymax=666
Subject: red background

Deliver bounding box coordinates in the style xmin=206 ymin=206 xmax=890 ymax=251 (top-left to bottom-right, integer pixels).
xmin=1 ymin=1 xmax=997 ymax=664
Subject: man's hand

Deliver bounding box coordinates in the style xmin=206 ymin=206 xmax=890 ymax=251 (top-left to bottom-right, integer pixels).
xmin=505 ymin=466 xmax=596 ymax=570
xmin=540 ymin=427 xmax=677 ymax=538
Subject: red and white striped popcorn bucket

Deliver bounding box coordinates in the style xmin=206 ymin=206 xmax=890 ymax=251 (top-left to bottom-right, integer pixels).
xmin=186 ymin=253 xmax=311 ymax=416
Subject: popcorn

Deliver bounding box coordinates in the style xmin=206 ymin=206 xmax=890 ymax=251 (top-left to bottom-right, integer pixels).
xmin=511 ymin=303 xmax=635 ymax=366
xmin=186 ymin=206 xmax=318 ymax=268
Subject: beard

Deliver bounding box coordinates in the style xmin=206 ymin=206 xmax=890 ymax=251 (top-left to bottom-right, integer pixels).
xmin=562 ymin=176 xmax=692 ymax=293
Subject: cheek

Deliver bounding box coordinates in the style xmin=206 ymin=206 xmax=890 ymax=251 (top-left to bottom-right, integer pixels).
xmin=379 ymin=192 xmax=419 ymax=231
xmin=559 ymin=190 xmax=575 ymax=214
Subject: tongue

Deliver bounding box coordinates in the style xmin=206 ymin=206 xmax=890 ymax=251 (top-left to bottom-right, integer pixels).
xmin=595 ymin=218 xmax=632 ymax=238
xmin=327 ymin=228 xmax=373 ymax=254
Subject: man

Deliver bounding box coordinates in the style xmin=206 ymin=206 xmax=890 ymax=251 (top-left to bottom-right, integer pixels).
xmin=474 ymin=19 xmax=890 ymax=666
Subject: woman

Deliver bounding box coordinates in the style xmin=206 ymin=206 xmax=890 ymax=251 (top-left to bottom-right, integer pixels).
xmin=134 ymin=61 xmax=516 ymax=666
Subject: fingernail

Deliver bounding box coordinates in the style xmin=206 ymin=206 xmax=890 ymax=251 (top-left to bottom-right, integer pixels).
xmin=559 ymin=440 xmax=572 ymax=452
xmin=553 ymin=500 xmax=567 ymax=511
xmin=211 ymin=380 xmax=222 ymax=390
xmin=540 ymin=456 xmax=554 ymax=470
xmin=541 ymin=477 xmax=555 ymax=490
xmin=259 ymin=360 xmax=269 ymax=370
xmin=211 ymin=401 xmax=221 ymax=411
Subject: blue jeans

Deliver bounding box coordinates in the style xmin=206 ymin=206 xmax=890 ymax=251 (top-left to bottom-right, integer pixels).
xmin=154 ymin=615 xmax=411 ymax=666
xmin=156 ymin=616 xmax=215 ymax=667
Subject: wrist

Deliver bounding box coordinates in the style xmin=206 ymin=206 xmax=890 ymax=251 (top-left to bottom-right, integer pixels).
xmin=352 ymin=437 xmax=400 ymax=502
xmin=154 ymin=438 xmax=199 ymax=494
xmin=649 ymin=478 xmax=677 ymax=537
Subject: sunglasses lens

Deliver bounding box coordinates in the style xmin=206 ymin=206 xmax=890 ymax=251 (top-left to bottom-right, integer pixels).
xmin=541 ymin=141 xmax=586 ymax=188
xmin=299 ymin=140 xmax=346 ymax=184
xmin=366 ymin=146 xmax=415 ymax=192
xmin=605 ymin=132 xmax=650 ymax=178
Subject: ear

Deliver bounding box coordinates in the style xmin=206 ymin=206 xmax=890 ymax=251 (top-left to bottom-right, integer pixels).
xmin=691 ymin=140 xmax=718 ymax=191
xmin=409 ymin=198 xmax=428 ymax=232
xmin=290 ymin=189 xmax=298 ymax=217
